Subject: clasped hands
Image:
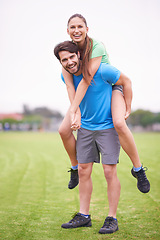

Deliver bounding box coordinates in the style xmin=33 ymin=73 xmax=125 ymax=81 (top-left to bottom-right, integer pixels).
xmin=70 ymin=107 xmax=81 ymax=131
xmin=69 ymin=102 xmax=131 ymax=131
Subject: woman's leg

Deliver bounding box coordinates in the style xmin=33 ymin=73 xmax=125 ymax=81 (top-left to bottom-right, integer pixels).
xmin=111 ymin=90 xmax=141 ymax=168
xmin=111 ymin=90 xmax=150 ymax=193
xmin=59 ymin=109 xmax=78 ymax=167
xmin=59 ymin=109 xmax=79 ymax=189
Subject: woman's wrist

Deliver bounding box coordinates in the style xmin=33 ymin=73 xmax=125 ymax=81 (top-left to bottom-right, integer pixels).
xmin=70 ymin=106 xmax=76 ymax=114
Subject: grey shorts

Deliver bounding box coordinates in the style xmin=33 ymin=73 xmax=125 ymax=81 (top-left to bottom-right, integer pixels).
xmin=76 ymin=127 xmax=120 ymax=165
xmin=112 ymin=85 xmax=123 ymax=94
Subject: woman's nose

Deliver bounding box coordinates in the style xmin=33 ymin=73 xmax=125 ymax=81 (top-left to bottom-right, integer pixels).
xmin=75 ymin=27 xmax=79 ymax=32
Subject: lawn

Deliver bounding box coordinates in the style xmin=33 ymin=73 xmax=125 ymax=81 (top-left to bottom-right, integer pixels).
xmin=0 ymin=132 xmax=159 ymax=240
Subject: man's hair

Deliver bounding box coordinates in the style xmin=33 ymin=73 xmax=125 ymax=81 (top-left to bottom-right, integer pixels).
xmin=54 ymin=41 xmax=79 ymax=61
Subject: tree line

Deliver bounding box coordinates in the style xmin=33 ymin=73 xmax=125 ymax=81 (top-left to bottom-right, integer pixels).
xmin=126 ymin=109 xmax=160 ymax=127
xmin=0 ymin=107 xmax=160 ymax=131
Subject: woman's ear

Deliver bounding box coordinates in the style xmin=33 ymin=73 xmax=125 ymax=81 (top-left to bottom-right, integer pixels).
xmin=87 ymin=27 xmax=89 ymax=33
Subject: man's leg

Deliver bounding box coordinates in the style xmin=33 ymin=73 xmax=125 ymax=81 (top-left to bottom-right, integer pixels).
xmin=99 ymin=164 xmax=120 ymax=234
xmin=58 ymin=109 xmax=78 ymax=189
xmin=78 ymin=162 xmax=93 ymax=215
xmin=61 ymin=162 xmax=93 ymax=229
xmin=103 ymin=164 xmax=121 ymax=218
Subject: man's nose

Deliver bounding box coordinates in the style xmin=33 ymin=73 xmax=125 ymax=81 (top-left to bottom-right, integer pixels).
xmin=68 ymin=59 xmax=73 ymax=64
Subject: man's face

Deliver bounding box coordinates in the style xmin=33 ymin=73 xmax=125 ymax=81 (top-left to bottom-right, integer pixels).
xmin=59 ymin=51 xmax=80 ymax=74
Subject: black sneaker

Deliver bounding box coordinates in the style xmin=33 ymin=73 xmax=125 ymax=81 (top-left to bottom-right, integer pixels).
xmin=61 ymin=213 xmax=92 ymax=229
xmin=131 ymin=167 xmax=150 ymax=193
xmin=68 ymin=168 xmax=79 ymax=189
xmin=99 ymin=216 xmax=118 ymax=234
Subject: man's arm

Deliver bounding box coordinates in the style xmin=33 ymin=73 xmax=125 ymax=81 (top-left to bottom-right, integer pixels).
xmin=115 ymin=72 xmax=132 ymax=119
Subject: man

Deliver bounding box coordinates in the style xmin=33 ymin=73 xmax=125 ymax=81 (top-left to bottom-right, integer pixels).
xmin=53 ymin=41 xmax=144 ymax=234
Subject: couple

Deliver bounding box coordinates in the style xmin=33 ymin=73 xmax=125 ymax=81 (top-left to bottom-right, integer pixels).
xmin=54 ymin=14 xmax=150 ymax=234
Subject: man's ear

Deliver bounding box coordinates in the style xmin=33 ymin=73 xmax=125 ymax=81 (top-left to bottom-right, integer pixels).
xmin=67 ymin=28 xmax=69 ymax=35
xmin=78 ymin=51 xmax=80 ymax=59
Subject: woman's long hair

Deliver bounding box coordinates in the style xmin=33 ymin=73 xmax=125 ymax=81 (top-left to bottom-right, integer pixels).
xmin=68 ymin=14 xmax=93 ymax=85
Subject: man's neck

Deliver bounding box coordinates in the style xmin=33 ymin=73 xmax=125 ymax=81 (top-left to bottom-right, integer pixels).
xmin=74 ymin=61 xmax=82 ymax=76
xmin=74 ymin=69 xmax=82 ymax=76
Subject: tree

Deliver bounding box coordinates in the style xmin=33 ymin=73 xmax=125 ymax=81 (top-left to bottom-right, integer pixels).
xmin=127 ymin=109 xmax=156 ymax=127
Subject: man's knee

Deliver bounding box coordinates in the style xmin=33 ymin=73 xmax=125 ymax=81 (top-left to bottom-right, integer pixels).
xmin=103 ymin=164 xmax=117 ymax=181
xmin=78 ymin=163 xmax=92 ymax=180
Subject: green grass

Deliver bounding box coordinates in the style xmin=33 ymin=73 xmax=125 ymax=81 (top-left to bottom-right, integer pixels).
xmin=0 ymin=132 xmax=159 ymax=240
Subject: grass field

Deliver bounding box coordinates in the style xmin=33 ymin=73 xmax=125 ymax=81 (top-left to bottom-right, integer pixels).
xmin=0 ymin=132 xmax=159 ymax=240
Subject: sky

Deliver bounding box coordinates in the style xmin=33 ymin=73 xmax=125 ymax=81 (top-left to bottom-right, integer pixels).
xmin=0 ymin=0 xmax=160 ymax=115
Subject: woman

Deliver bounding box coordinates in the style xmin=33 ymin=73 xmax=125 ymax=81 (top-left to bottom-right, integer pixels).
xmin=59 ymin=13 xmax=150 ymax=193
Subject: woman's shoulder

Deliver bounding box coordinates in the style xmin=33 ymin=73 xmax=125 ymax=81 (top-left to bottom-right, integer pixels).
xmin=91 ymin=38 xmax=106 ymax=50
xmin=90 ymin=38 xmax=110 ymax=63
xmin=92 ymin=38 xmax=103 ymax=45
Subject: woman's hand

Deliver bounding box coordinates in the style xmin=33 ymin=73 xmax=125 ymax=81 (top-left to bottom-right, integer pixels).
xmin=124 ymin=105 xmax=131 ymax=119
xmin=70 ymin=107 xmax=81 ymax=131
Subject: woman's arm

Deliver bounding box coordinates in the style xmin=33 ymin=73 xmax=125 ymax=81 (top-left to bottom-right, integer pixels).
xmin=62 ymin=67 xmax=81 ymax=129
xmin=62 ymin=67 xmax=75 ymax=104
xmin=70 ymin=56 xmax=102 ymax=125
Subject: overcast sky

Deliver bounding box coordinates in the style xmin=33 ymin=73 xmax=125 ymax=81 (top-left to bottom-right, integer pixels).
xmin=0 ymin=0 xmax=160 ymax=115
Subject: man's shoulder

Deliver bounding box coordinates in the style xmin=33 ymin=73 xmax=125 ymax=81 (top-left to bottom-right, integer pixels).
xmin=96 ymin=62 xmax=111 ymax=74
xmin=95 ymin=63 xmax=121 ymax=84
xmin=98 ymin=63 xmax=119 ymax=73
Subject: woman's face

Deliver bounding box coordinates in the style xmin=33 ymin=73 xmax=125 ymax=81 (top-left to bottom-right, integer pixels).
xmin=67 ymin=17 xmax=88 ymax=45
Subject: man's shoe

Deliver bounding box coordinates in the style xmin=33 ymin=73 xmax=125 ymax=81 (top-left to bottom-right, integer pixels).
xmin=131 ymin=167 xmax=150 ymax=193
xmin=61 ymin=213 xmax=92 ymax=229
xmin=99 ymin=216 xmax=118 ymax=234
xmin=68 ymin=168 xmax=79 ymax=189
